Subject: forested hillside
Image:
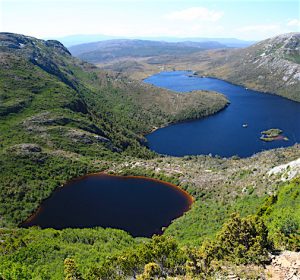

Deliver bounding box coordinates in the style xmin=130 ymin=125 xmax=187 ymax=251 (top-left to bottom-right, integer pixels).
xmin=0 ymin=33 xmax=299 ymax=279
xmin=0 ymin=32 xmax=227 ymax=227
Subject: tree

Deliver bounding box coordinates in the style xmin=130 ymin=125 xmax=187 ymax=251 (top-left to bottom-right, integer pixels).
xmin=215 ymin=213 xmax=270 ymax=264
xmin=64 ymin=258 xmax=83 ymax=280
xmin=142 ymin=235 xmax=185 ymax=276
xmin=185 ymin=241 xmax=220 ymax=278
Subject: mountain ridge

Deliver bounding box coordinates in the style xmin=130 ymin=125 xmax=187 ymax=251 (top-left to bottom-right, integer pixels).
xmin=69 ymin=38 xmax=228 ymax=63
xmin=54 ymin=33 xmax=255 ymax=47
xmin=192 ymin=32 xmax=300 ymax=101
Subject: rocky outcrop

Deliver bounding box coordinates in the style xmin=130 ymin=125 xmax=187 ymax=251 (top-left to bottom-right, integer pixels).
xmin=268 ymin=157 xmax=300 ymax=181
xmin=195 ymin=33 xmax=300 ymax=102
xmin=23 ymin=112 xmax=105 ymax=135
xmin=266 ymin=251 xmax=300 ymax=280
xmin=45 ymin=40 xmax=71 ymax=56
xmin=66 ymin=128 xmax=110 ymax=144
xmin=0 ymin=99 xmax=30 ymax=116
xmin=9 ymin=143 xmax=42 ymax=155
xmin=0 ymin=32 xmax=70 ymax=56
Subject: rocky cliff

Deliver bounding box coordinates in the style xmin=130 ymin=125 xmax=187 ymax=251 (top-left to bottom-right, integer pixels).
xmin=195 ymin=32 xmax=300 ymax=101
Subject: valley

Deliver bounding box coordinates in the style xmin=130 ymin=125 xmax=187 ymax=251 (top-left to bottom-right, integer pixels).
xmin=91 ymin=33 xmax=300 ymax=102
xmin=0 ymin=31 xmax=299 ymax=279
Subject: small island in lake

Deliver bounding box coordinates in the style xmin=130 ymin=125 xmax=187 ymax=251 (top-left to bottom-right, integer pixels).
xmin=260 ymin=128 xmax=289 ymax=142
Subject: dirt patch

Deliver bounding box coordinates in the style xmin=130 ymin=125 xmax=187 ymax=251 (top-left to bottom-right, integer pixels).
xmin=266 ymin=251 xmax=300 ymax=279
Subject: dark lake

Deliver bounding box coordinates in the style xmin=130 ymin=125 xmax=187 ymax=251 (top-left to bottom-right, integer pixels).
xmin=145 ymin=71 xmax=300 ymax=157
xmin=21 ymin=174 xmax=193 ymax=237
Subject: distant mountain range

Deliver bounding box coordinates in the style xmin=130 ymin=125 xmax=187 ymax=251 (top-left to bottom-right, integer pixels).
xmin=68 ymin=39 xmax=228 ymax=63
xmin=53 ymin=34 xmax=255 ymax=48
xmin=88 ymin=32 xmax=300 ymax=102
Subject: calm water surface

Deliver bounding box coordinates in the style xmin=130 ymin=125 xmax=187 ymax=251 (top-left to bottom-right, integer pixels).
xmin=22 ymin=174 xmax=192 ymax=237
xmin=145 ymin=71 xmax=300 ymax=157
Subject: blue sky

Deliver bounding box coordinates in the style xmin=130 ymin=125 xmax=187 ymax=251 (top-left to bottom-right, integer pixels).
xmin=0 ymin=0 xmax=299 ymax=40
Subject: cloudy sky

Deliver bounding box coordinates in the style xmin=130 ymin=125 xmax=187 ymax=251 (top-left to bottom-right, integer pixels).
xmin=0 ymin=0 xmax=299 ymax=40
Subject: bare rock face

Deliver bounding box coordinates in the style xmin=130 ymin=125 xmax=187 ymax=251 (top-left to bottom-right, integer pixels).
xmin=268 ymin=157 xmax=300 ymax=181
xmin=0 ymin=32 xmax=71 ymax=56
xmin=251 ymin=33 xmax=300 ymax=84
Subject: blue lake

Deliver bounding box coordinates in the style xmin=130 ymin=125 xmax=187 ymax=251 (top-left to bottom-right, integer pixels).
xmin=22 ymin=174 xmax=192 ymax=237
xmin=144 ymin=71 xmax=300 ymax=157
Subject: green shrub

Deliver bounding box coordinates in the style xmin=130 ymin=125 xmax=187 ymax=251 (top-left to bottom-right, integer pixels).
xmin=215 ymin=213 xmax=270 ymax=264
xmin=136 ymin=262 xmax=161 ymax=280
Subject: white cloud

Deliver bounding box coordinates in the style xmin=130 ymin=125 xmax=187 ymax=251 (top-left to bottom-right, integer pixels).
xmin=164 ymin=7 xmax=223 ymax=22
xmin=287 ymin=19 xmax=300 ymax=27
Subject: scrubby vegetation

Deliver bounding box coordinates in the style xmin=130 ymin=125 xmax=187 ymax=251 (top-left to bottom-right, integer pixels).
xmin=0 ymin=227 xmax=136 ymax=279
xmin=0 ymin=32 xmax=299 ymax=279
xmin=0 ymin=32 xmax=227 ymax=227
xmin=1 ymin=196 xmax=298 ymax=279
xmin=259 ymin=178 xmax=300 ymax=251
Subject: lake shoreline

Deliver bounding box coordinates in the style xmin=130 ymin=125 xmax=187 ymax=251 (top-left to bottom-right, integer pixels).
xmin=20 ymin=172 xmax=194 ymax=235
xmin=143 ymin=69 xmax=300 ymax=104
xmin=146 ymin=100 xmax=230 ymax=136
xmin=144 ymin=71 xmax=300 ymax=158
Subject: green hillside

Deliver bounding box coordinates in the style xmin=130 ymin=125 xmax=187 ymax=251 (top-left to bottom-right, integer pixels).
xmin=0 ymin=33 xmax=299 ymax=279
xmin=0 ymin=32 xmax=227 ymax=227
